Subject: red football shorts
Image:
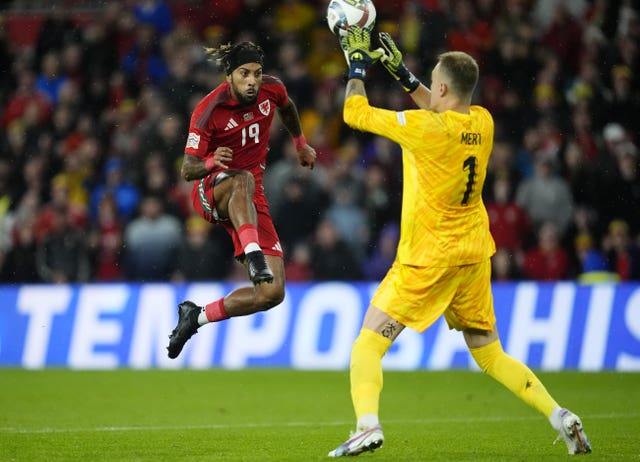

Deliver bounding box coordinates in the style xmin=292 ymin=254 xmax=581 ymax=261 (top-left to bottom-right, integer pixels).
xmin=190 ymin=175 xmax=283 ymax=258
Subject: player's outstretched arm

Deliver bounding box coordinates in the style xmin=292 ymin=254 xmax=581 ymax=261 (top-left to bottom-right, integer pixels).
xmin=378 ymin=32 xmax=431 ymax=109
xmin=277 ymin=98 xmax=316 ymax=170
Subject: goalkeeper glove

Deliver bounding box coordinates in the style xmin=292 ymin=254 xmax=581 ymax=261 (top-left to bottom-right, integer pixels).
xmin=340 ymin=26 xmax=383 ymax=80
xmin=378 ymin=32 xmax=421 ymax=93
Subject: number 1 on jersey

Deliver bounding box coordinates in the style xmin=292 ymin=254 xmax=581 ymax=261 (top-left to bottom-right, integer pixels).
xmin=461 ymin=156 xmax=477 ymax=206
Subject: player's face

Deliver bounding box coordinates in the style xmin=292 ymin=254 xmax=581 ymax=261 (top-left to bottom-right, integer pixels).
xmin=227 ymin=63 xmax=263 ymax=105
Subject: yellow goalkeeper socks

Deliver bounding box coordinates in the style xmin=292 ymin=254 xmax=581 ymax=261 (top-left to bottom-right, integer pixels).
xmin=350 ymin=328 xmax=392 ymax=424
xmin=470 ymin=339 xmax=558 ymax=418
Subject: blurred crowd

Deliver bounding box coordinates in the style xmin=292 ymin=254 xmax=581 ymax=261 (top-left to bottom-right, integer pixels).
xmin=0 ymin=0 xmax=639 ymax=284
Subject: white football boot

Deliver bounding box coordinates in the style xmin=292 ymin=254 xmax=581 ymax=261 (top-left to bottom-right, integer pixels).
xmin=328 ymin=425 xmax=384 ymax=457
xmin=553 ymin=408 xmax=592 ymax=455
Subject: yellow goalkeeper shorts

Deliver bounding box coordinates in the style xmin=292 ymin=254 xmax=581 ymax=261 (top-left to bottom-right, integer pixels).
xmin=371 ymin=259 xmax=496 ymax=333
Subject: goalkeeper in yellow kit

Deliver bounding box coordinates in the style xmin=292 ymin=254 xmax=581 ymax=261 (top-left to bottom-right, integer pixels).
xmin=328 ymin=27 xmax=591 ymax=457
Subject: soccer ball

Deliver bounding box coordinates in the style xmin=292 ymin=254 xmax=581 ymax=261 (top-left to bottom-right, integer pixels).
xmin=326 ymin=0 xmax=376 ymax=37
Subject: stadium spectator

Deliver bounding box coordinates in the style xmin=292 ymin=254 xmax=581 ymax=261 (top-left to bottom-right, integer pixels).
xmin=132 ymin=0 xmax=174 ymax=37
xmin=538 ymin=2 xmax=584 ymax=74
xmin=273 ymin=175 xmax=325 ymax=253
xmin=446 ymin=0 xmax=493 ymax=61
xmin=0 ymin=160 xmax=14 ymax=269
xmin=596 ymin=126 xmax=640 ymax=234
xmin=273 ymin=0 xmax=317 ymax=42
xmin=361 ymin=162 xmax=396 ymax=240
xmin=263 ymin=138 xmax=328 ymax=218
xmin=1 ymin=194 xmax=41 ymax=282
xmin=35 ymin=205 xmax=91 ymax=283
xmin=277 ymin=40 xmax=315 ymax=112
xmin=491 ymin=247 xmax=523 ymax=281
xmin=606 ymin=141 xmax=640 ymax=234
xmin=35 ymin=51 xmax=70 ymax=106
xmin=603 ymin=64 xmax=639 ymax=134
xmin=485 ymin=174 xmax=531 ymax=253
xmin=35 ymin=173 xmax=88 ymax=242
xmin=515 ymin=156 xmax=574 ymax=235
xmin=89 ymin=157 xmax=140 ymax=222
xmin=567 ymin=102 xmax=599 ymax=163
xmin=361 ymin=221 xmax=399 ymax=281
xmin=324 ymin=183 xmax=369 ymax=263
xmin=283 ymin=241 xmax=312 ymax=282
xmin=522 ymin=221 xmax=570 ymax=280
xmin=483 ymin=139 xmax=522 ymax=202
xmin=172 ymin=215 xmax=234 ymax=282
xmin=603 ymin=219 xmax=640 ymax=281
xmin=1 ymin=70 xmax=52 ymax=129
xmin=123 ymin=193 xmax=182 ymax=281
xmin=121 ymin=22 xmax=169 ymax=87
xmin=309 ymin=218 xmax=362 ymax=281
xmin=573 ymin=233 xmax=618 ymax=284
xmin=87 ymin=195 xmax=124 ymax=281
xmin=562 ymin=139 xmax=598 ymax=208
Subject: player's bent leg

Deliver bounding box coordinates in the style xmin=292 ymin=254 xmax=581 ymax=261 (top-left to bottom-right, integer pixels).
xmin=222 ymin=255 xmax=285 ymax=317
xmin=466 ymin=330 xmax=591 ymax=454
xmin=245 ymin=249 xmax=274 ymax=284
xmin=251 ymin=254 xmax=283 ymax=306
xmin=466 ymin=333 xmax=558 ymax=418
xmin=214 ymin=171 xmax=274 ymax=284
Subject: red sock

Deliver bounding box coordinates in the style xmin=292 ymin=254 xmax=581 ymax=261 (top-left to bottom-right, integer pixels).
xmin=205 ymin=298 xmax=229 ymax=322
xmin=238 ymin=223 xmax=260 ymax=249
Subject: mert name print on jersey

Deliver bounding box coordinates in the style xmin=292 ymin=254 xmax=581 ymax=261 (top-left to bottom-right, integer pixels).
xmin=461 ymin=132 xmax=482 ymax=145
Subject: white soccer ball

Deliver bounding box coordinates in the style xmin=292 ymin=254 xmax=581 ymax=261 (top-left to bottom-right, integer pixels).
xmin=326 ymin=0 xmax=376 ymax=37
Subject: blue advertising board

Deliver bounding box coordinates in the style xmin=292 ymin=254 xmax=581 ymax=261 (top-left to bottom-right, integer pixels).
xmin=0 ymin=282 xmax=639 ymax=370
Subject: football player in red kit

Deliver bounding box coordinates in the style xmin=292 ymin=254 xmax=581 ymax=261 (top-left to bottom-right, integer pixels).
xmin=167 ymin=41 xmax=316 ymax=359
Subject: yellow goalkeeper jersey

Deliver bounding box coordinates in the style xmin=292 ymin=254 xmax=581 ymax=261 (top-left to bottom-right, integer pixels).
xmin=345 ymin=95 xmax=496 ymax=268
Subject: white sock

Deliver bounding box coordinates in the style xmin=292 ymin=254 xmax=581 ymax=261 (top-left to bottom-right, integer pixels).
xmin=244 ymin=243 xmax=261 ymax=254
xmin=197 ymin=309 xmax=209 ymax=326
xmin=549 ymin=406 xmax=564 ymax=431
xmin=356 ymin=414 xmax=379 ymax=431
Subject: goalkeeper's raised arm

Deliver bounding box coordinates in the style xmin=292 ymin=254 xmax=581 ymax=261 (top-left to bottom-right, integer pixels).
xmin=378 ymin=32 xmax=431 ymax=110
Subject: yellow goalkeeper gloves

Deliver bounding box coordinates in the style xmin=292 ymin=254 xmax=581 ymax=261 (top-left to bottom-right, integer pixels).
xmin=340 ymin=26 xmax=383 ymax=80
xmin=378 ymin=32 xmax=420 ymax=93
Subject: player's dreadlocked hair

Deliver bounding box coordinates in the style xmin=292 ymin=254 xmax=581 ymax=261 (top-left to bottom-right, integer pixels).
xmin=204 ymin=42 xmax=265 ymax=75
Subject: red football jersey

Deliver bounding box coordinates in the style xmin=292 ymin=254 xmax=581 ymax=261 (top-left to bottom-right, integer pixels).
xmin=185 ymin=75 xmax=288 ymax=207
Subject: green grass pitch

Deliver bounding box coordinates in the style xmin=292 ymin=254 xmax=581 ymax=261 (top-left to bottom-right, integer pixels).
xmin=0 ymin=369 xmax=638 ymax=461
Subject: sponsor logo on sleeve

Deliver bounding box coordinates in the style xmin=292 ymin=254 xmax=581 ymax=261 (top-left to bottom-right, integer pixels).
xmin=186 ymin=132 xmax=201 ymax=149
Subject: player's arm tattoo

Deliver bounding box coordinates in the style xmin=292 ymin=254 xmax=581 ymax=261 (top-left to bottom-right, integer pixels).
xmin=277 ymin=98 xmax=303 ymax=137
xmin=181 ymin=154 xmax=209 ymax=181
